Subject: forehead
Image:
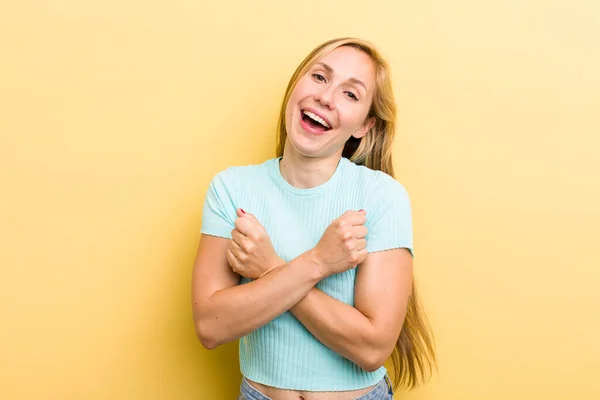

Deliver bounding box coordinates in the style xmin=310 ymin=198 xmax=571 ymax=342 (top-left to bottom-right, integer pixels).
xmin=313 ymin=46 xmax=376 ymax=90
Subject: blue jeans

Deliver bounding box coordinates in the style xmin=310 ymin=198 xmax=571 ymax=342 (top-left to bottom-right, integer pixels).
xmin=237 ymin=376 xmax=394 ymax=400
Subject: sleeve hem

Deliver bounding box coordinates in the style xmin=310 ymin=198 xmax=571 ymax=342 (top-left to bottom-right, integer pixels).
xmin=367 ymin=244 xmax=414 ymax=258
xmin=200 ymin=230 xmax=232 ymax=240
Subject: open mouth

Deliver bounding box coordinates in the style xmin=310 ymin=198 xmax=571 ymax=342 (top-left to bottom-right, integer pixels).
xmin=301 ymin=109 xmax=332 ymax=133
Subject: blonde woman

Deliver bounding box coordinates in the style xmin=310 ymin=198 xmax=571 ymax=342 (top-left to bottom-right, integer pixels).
xmin=192 ymin=38 xmax=435 ymax=400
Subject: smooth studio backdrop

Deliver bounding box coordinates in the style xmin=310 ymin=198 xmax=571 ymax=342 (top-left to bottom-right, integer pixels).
xmin=1 ymin=1 xmax=599 ymax=399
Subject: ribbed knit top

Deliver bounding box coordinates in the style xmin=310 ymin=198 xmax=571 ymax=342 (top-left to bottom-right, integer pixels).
xmin=201 ymin=157 xmax=413 ymax=391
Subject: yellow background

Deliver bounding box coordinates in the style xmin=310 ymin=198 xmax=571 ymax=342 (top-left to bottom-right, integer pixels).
xmin=1 ymin=1 xmax=599 ymax=399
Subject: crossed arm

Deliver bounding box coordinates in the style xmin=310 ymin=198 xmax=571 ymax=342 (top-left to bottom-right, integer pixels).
xmin=288 ymin=248 xmax=413 ymax=371
xmin=192 ymin=226 xmax=413 ymax=372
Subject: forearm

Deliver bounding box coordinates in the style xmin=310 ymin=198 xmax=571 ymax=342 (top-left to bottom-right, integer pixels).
xmin=195 ymin=252 xmax=322 ymax=349
xmin=290 ymin=288 xmax=386 ymax=371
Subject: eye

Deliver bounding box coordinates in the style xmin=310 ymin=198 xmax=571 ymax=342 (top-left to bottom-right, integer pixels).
xmin=345 ymin=91 xmax=359 ymax=101
xmin=312 ymin=73 xmax=326 ymax=82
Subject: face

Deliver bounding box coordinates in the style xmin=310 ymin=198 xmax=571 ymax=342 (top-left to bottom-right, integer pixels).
xmin=284 ymin=46 xmax=377 ymax=160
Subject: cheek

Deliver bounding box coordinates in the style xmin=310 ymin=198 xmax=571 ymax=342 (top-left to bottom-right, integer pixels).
xmin=286 ymin=88 xmax=300 ymax=114
xmin=345 ymin=102 xmax=372 ymax=128
xmin=338 ymin=107 xmax=366 ymax=131
xmin=284 ymin=101 xmax=296 ymax=135
xmin=285 ymin=100 xmax=295 ymax=124
xmin=285 ymin=83 xmax=307 ymax=123
xmin=290 ymin=77 xmax=312 ymax=100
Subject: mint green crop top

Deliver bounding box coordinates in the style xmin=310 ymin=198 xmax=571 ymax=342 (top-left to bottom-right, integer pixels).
xmin=201 ymin=157 xmax=413 ymax=391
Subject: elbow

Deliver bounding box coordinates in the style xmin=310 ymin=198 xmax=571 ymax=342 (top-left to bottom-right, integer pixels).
xmin=359 ymin=347 xmax=391 ymax=373
xmin=195 ymin=325 xmax=219 ymax=350
xmin=201 ymin=340 xmax=219 ymax=350
xmin=193 ymin=302 xmax=223 ymax=350
xmin=360 ymin=359 xmax=385 ymax=373
xmin=194 ymin=317 xmax=221 ymax=350
xmin=197 ymin=332 xmax=219 ymax=350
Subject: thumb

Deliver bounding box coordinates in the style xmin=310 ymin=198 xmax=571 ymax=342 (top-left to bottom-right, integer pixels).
xmin=237 ymin=208 xmax=257 ymax=220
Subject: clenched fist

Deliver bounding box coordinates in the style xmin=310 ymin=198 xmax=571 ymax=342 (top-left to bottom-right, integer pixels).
xmin=226 ymin=209 xmax=284 ymax=279
xmin=309 ymin=210 xmax=368 ymax=278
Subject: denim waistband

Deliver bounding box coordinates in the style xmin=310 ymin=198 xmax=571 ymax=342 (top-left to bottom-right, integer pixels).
xmin=238 ymin=376 xmax=393 ymax=400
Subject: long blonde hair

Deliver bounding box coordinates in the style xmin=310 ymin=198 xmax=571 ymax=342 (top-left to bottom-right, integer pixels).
xmin=276 ymin=38 xmax=437 ymax=390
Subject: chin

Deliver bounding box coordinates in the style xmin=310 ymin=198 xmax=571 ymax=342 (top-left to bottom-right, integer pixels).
xmin=286 ymin=133 xmax=343 ymax=160
xmin=286 ymin=135 xmax=322 ymax=158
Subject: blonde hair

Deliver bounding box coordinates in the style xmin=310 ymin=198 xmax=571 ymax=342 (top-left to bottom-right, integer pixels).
xmin=276 ymin=38 xmax=437 ymax=390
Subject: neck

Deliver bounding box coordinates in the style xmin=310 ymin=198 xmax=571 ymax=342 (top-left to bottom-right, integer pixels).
xmin=279 ymin=144 xmax=342 ymax=189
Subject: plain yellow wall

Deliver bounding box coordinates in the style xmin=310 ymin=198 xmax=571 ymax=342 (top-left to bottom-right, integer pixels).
xmin=1 ymin=1 xmax=599 ymax=399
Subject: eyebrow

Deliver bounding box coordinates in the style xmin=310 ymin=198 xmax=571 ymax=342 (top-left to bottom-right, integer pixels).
xmin=314 ymin=62 xmax=368 ymax=92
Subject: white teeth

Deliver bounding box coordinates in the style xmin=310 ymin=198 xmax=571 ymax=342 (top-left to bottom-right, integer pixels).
xmin=303 ymin=110 xmax=331 ymax=129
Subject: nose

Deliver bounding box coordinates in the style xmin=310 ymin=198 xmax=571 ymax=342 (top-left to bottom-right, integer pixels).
xmin=314 ymin=85 xmax=335 ymax=110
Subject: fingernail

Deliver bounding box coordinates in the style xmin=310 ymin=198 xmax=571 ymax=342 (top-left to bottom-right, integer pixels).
xmin=240 ymin=208 xmax=246 ymax=214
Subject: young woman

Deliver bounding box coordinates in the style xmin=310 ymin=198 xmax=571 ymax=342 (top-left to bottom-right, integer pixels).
xmin=192 ymin=37 xmax=435 ymax=400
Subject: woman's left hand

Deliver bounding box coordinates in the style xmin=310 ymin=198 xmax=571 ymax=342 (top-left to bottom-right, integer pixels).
xmin=227 ymin=209 xmax=284 ymax=279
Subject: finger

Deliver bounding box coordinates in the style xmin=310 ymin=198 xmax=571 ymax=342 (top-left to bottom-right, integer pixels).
xmin=233 ymin=231 xmax=255 ymax=254
xmin=226 ymin=248 xmax=240 ymax=274
xmin=235 ymin=215 xmax=265 ymax=237
xmin=355 ymin=238 xmax=367 ymax=251
xmin=234 ymin=216 xmax=255 ymax=236
xmin=229 ymin=239 xmax=243 ymax=258
xmin=342 ymin=210 xmax=367 ymax=226
xmin=231 ymin=229 xmax=246 ymax=244
xmin=353 ymin=226 xmax=368 ymax=239
xmin=236 ymin=208 xmax=259 ymax=221
xmin=242 ymin=210 xmax=261 ymax=224
xmin=356 ymin=247 xmax=368 ymax=264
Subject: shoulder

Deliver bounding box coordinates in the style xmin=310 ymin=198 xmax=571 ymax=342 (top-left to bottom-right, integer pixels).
xmin=374 ymin=172 xmax=409 ymax=200
xmin=210 ymin=158 xmax=274 ymax=186
xmin=344 ymin=160 xmax=409 ymax=199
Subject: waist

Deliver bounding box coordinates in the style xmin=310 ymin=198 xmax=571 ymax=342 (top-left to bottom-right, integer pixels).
xmin=241 ymin=376 xmax=392 ymax=400
xmin=240 ymin=316 xmax=385 ymax=391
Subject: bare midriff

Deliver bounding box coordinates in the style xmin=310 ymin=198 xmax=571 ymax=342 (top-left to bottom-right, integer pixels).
xmin=247 ymin=379 xmax=377 ymax=400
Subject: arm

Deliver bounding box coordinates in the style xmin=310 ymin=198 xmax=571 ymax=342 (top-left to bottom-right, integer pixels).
xmin=191 ymin=234 xmax=322 ymax=349
xmin=290 ymin=248 xmax=413 ymax=371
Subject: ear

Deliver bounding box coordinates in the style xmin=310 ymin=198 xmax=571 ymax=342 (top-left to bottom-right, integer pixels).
xmin=352 ymin=117 xmax=376 ymax=139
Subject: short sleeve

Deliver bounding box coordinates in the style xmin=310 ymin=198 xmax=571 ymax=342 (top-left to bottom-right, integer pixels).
xmin=200 ymin=169 xmax=237 ymax=239
xmin=365 ymin=174 xmax=414 ymax=257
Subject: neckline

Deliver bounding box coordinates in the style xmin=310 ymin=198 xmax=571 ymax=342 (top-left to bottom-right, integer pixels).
xmin=270 ymin=156 xmax=347 ymax=196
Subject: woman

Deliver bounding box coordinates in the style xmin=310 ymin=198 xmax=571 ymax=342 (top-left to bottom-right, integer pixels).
xmin=192 ymin=37 xmax=435 ymax=400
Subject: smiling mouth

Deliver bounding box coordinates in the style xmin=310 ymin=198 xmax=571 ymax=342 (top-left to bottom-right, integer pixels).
xmin=301 ymin=109 xmax=332 ymax=132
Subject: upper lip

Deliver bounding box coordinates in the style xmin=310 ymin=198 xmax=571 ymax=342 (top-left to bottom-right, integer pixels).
xmin=302 ymin=107 xmax=333 ymax=129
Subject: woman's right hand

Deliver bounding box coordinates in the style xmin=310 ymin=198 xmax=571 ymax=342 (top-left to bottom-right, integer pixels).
xmin=309 ymin=210 xmax=368 ymax=278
